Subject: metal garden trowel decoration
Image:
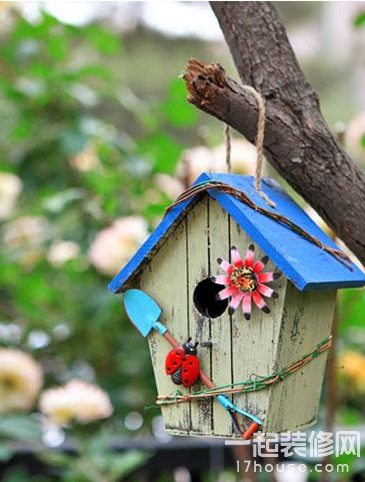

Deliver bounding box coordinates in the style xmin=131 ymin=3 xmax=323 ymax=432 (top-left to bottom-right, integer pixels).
xmin=123 ymin=289 xmax=262 ymax=439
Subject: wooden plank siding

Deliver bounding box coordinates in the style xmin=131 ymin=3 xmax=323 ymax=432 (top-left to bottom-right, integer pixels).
xmin=208 ymin=198 xmax=235 ymax=436
xmin=229 ymin=217 xmax=288 ymax=434
xmin=186 ymin=198 xmax=212 ymax=434
xmin=266 ymin=285 xmax=335 ymax=433
xmin=140 ymin=218 xmax=191 ymax=433
xmin=139 ymin=195 xmax=335 ymax=437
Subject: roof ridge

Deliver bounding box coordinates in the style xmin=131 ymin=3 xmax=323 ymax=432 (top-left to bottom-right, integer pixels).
xmin=108 ymin=173 xmax=365 ymax=293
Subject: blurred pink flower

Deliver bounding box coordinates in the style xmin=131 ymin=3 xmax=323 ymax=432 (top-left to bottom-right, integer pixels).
xmin=88 ymin=216 xmax=149 ymax=276
xmin=69 ymin=144 xmax=100 ymax=172
xmin=345 ymin=112 xmax=365 ymax=166
xmin=0 ymin=348 xmax=43 ymax=413
xmin=177 ymin=139 xmax=261 ymax=186
xmin=39 ymin=379 xmax=113 ymax=425
xmin=153 ymin=173 xmax=184 ymax=199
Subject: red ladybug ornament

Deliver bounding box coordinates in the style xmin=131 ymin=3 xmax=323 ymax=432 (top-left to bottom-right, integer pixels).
xmin=165 ymin=338 xmax=200 ymax=388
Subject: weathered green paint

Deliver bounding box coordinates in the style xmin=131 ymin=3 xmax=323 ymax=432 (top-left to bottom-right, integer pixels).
xmin=139 ymin=195 xmax=335 ymax=437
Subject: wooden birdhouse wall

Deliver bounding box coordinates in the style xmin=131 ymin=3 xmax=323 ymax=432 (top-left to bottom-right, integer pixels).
xmin=139 ymin=194 xmax=335 ymax=437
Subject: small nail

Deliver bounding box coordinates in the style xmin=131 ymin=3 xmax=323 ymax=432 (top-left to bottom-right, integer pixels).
xmin=200 ymin=341 xmax=213 ymax=348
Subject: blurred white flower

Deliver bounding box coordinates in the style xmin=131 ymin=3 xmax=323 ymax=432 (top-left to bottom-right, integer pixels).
xmin=275 ymin=462 xmax=307 ymax=482
xmin=153 ymin=173 xmax=184 ymax=199
xmin=0 ymin=323 xmax=23 ymax=344
xmin=47 ymin=240 xmax=80 ymax=267
xmin=345 ymin=112 xmax=365 ymax=166
xmin=69 ymin=143 xmax=100 ymax=172
xmin=0 ymin=348 xmax=43 ymax=414
xmin=27 ymin=329 xmax=51 ymax=350
xmin=88 ymin=216 xmax=149 ymax=276
xmin=0 ymin=172 xmax=22 ymax=220
xmin=3 ymin=215 xmax=48 ymax=248
xmin=174 ymin=467 xmax=191 ymax=482
xmin=39 ymin=379 xmax=113 ymax=425
xmin=124 ymin=411 xmax=143 ymax=431
xmin=2 ymin=215 xmax=49 ymax=270
xmin=41 ymin=421 xmax=66 ymax=448
xmin=152 ymin=415 xmax=172 ymax=443
xmin=177 ymin=139 xmax=261 ymax=186
xmin=52 ymin=323 xmax=71 ymax=341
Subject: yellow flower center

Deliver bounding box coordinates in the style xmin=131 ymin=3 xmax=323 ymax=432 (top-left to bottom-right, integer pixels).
xmin=0 ymin=377 xmax=16 ymax=389
xmin=231 ymin=267 xmax=257 ymax=293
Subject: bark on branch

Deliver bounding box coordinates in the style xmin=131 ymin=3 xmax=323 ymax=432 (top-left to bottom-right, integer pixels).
xmin=183 ymin=2 xmax=365 ymax=265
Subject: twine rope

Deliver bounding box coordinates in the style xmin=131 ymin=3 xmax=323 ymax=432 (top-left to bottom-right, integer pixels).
xmin=225 ymin=85 xmax=275 ymax=207
xmin=224 ymin=123 xmax=231 ymax=173
xmin=165 ymin=180 xmax=353 ymax=270
xmin=157 ymin=336 xmax=332 ymax=406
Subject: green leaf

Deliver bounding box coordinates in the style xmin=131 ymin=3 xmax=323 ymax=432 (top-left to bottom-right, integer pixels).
xmin=38 ymin=450 xmax=72 ymax=468
xmin=84 ymin=25 xmax=122 ymax=55
xmin=11 ymin=117 xmax=32 ymax=141
xmin=0 ymin=443 xmax=13 ymax=462
xmin=0 ymin=468 xmax=29 ymax=482
xmin=106 ymin=451 xmax=149 ymax=482
xmin=354 ymin=11 xmax=365 ymax=28
xmin=42 ymin=188 xmax=86 ymax=213
xmin=0 ymin=415 xmax=42 ymax=443
xmin=46 ymin=34 xmax=69 ymax=61
xmin=361 ymin=133 xmax=365 ymax=148
xmin=64 ymin=64 xmax=113 ymax=82
xmin=139 ymin=134 xmax=183 ymax=174
xmin=28 ymin=63 xmax=54 ymax=80
xmin=161 ymin=79 xmax=198 ymax=127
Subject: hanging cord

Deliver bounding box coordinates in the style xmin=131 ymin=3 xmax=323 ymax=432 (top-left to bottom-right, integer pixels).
xmin=156 ymin=335 xmax=333 ymax=406
xmin=225 ymin=85 xmax=275 ymax=207
xmin=224 ymin=123 xmax=232 ymax=173
xmin=165 ymin=180 xmax=353 ymax=270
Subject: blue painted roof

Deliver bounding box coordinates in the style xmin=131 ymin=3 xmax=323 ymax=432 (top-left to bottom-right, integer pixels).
xmin=109 ymin=172 xmax=365 ymax=293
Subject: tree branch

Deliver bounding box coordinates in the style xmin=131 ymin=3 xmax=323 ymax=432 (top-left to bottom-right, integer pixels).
xmin=183 ymin=2 xmax=365 ymax=265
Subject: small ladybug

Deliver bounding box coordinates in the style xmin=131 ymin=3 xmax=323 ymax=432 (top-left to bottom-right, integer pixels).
xmin=165 ymin=338 xmax=200 ymax=388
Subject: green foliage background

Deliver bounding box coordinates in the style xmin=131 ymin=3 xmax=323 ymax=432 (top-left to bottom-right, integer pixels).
xmin=0 ymin=5 xmax=365 ymax=482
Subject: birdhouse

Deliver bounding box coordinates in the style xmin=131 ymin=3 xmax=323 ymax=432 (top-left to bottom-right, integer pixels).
xmin=109 ymin=172 xmax=365 ymax=438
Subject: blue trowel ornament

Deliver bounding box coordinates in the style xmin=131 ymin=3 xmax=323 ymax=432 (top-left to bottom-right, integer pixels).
xmin=123 ymin=289 xmax=262 ymax=439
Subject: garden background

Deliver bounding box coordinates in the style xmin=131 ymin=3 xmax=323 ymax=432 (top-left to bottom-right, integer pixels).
xmin=1 ymin=2 xmax=365 ymax=481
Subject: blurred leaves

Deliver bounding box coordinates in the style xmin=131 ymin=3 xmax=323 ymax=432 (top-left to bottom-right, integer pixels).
xmin=0 ymin=415 xmax=42 ymax=443
xmin=0 ymin=8 xmax=185 ymax=444
xmin=138 ymin=133 xmax=182 ymax=175
xmin=84 ymin=24 xmax=122 ymax=55
xmin=39 ymin=431 xmax=149 ymax=482
xmin=160 ymin=78 xmax=198 ymax=127
xmin=1 ymin=7 xmax=364 ymax=482
xmin=354 ymin=11 xmax=365 ymax=28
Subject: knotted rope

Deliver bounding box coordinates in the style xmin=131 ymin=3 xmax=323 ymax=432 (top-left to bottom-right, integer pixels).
xmin=157 ymin=336 xmax=332 ymax=406
xmin=224 ymin=123 xmax=231 ymax=173
xmin=225 ymin=85 xmax=275 ymax=207
xmin=165 ymin=180 xmax=353 ymax=270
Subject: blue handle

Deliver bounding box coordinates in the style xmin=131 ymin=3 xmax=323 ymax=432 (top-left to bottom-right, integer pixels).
xmin=217 ymin=395 xmax=263 ymax=425
xmin=153 ymin=321 xmax=168 ymax=336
